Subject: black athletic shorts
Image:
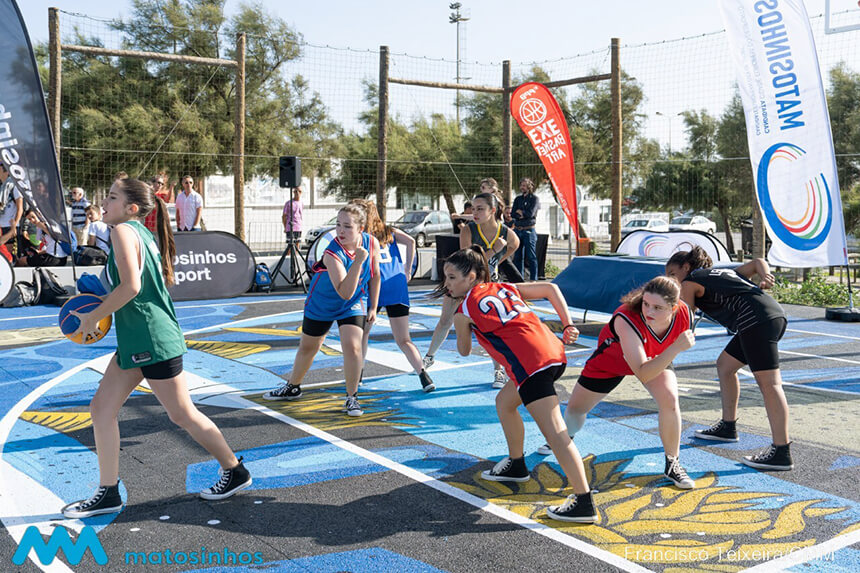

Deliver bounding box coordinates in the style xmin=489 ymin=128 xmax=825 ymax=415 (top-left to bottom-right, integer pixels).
xmin=302 ymin=315 xmax=366 ymax=337
xmin=577 ymin=363 xmax=675 ymax=394
xmin=518 ymin=364 xmax=566 ymax=406
xmin=723 ymin=317 xmax=787 ymax=372
xmin=140 ymin=355 xmax=184 ymax=380
xmin=384 ymin=304 xmax=410 ymax=318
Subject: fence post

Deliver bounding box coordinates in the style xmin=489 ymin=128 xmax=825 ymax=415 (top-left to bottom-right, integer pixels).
xmin=502 ymin=60 xmax=512 ymax=206
xmin=48 ymin=8 xmax=62 ymax=164
xmin=610 ymin=38 xmax=622 ymax=251
xmin=233 ymin=33 xmax=246 ymax=241
xmin=377 ymin=46 xmax=390 ymax=222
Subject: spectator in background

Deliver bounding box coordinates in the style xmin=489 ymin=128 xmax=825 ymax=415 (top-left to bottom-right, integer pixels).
xmin=144 ymin=175 xmax=174 ymax=232
xmin=17 ymin=211 xmax=68 ymax=267
xmin=512 ymin=177 xmax=541 ymax=281
xmin=0 ymin=163 xmax=23 ymax=262
xmin=69 ymin=187 xmax=91 ymax=246
xmin=18 ymin=208 xmax=41 ymax=254
xmin=503 ymin=206 xmax=513 ymax=225
xmin=282 ymin=187 xmax=303 ymax=244
xmin=452 ymin=201 xmax=473 ymax=234
xmin=176 ymin=175 xmax=203 ymax=231
xmin=85 ymin=205 xmax=111 ymax=254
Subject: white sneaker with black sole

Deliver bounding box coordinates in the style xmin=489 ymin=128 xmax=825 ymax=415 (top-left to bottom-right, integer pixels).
xmin=345 ymin=395 xmax=363 ymax=417
xmin=422 ymin=355 xmax=435 ymax=370
xmin=536 ymin=443 xmax=552 ymax=455
xmin=62 ymin=483 xmax=124 ymax=519
xmin=492 ymin=369 xmax=507 ymax=389
xmin=200 ymin=457 xmax=252 ymax=500
xmin=263 ymin=382 xmax=302 ymax=401
xmin=480 ymin=456 xmax=530 ymax=482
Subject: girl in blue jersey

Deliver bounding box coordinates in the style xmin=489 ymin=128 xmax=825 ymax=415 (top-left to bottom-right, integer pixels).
xmin=264 ymin=203 xmax=380 ymax=417
xmin=355 ymin=200 xmax=435 ymax=392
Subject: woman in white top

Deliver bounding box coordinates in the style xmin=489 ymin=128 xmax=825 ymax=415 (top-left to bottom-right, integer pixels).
xmin=86 ymin=205 xmax=112 ymax=254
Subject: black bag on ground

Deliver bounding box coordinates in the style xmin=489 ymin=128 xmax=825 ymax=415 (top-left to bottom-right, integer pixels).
xmin=1 ymin=273 xmax=40 ymax=308
xmin=73 ymin=245 xmax=108 ymax=266
xmin=35 ymin=267 xmax=69 ymax=306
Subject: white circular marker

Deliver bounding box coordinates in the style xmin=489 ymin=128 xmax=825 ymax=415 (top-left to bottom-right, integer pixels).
xmin=159 ymin=515 xmax=170 ymax=521
xmin=655 ymin=503 xmax=665 ymax=507
xmin=660 ymin=533 xmax=671 ymax=538
xmin=207 ymin=519 xmax=220 ymax=525
xmin=697 ymin=532 xmax=706 ymax=536
xmin=130 ymin=528 xmax=140 ymax=532
xmin=254 ymin=500 xmax=263 ymax=504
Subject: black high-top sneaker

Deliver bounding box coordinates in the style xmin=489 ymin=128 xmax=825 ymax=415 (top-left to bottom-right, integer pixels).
xmin=419 ymin=370 xmax=436 ymax=392
xmin=480 ymin=456 xmax=530 ymax=482
xmin=664 ymin=455 xmax=696 ymax=489
xmin=200 ymin=457 xmax=253 ymax=500
xmin=742 ymin=443 xmax=794 ymax=470
xmin=263 ymin=382 xmax=302 ymax=401
xmin=546 ymin=490 xmax=598 ymax=523
xmin=62 ymin=483 xmax=123 ymax=518
xmin=695 ymin=419 xmax=739 ymax=442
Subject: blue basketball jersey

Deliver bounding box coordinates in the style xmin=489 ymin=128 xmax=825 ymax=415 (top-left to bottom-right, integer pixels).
xmin=378 ymin=240 xmax=410 ymax=308
xmin=304 ymin=233 xmax=374 ymax=320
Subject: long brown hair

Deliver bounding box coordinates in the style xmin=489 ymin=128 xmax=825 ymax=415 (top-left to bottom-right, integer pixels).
xmin=115 ymin=178 xmax=177 ymax=285
xmin=621 ymin=276 xmax=681 ymax=314
xmin=350 ymin=198 xmax=392 ymax=245
xmin=431 ymin=246 xmax=491 ymax=298
xmin=666 ymin=246 xmax=714 ymax=273
xmin=473 ymin=192 xmax=505 ymax=222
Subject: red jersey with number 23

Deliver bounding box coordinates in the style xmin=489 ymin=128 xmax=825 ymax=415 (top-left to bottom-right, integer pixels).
xmin=459 ymin=283 xmax=566 ymax=386
xmin=582 ymin=303 xmax=691 ymax=378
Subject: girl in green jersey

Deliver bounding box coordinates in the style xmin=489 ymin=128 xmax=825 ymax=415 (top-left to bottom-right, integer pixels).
xmin=62 ymin=178 xmax=251 ymax=519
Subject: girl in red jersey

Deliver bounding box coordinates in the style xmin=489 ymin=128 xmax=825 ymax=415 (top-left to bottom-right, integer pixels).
xmin=537 ymin=277 xmax=697 ymax=489
xmin=446 ymin=247 xmax=597 ymax=523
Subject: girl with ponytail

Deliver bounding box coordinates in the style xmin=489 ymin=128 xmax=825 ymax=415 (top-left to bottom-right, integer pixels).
xmin=666 ymin=246 xmax=792 ymax=471
xmin=63 ymin=178 xmax=251 ymax=519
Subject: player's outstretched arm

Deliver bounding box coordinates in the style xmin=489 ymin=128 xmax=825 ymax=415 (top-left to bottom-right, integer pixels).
xmin=454 ymin=313 xmax=473 ymax=356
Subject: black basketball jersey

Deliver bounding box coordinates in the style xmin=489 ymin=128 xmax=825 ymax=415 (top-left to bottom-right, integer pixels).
xmin=685 ymin=268 xmax=785 ymax=333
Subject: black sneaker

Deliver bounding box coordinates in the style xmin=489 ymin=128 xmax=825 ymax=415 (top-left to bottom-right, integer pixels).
xmin=546 ymin=491 xmax=597 ymax=523
xmin=664 ymin=456 xmax=695 ymax=489
xmin=200 ymin=457 xmax=252 ymax=500
xmin=480 ymin=456 xmax=530 ymax=482
xmin=695 ymin=419 xmax=739 ymax=442
xmin=742 ymin=443 xmax=794 ymax=471
xmin=263 ymin=382 xmax=302 ymax=401
xmin=345 ymin=395 xmax=363 ymax=417
xmin=419 ymin=370 xmax=436 ymax=393
xmin=62 ymin=483 xmax=123 ymax=518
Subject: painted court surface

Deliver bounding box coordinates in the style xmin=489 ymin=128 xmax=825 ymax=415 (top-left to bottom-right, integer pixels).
xmin=0 ymin=290 xmax=858 ymax=572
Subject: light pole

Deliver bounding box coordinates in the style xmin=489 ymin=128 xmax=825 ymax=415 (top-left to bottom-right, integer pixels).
xmin=655 ymin=111 xmax=682 ymax=153
xmin=449 ymin=3 xmax=469 ymax=125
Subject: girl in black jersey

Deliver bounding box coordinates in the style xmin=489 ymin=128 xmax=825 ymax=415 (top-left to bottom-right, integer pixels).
xmin=666 ymin=247 xmax=792 ymax=471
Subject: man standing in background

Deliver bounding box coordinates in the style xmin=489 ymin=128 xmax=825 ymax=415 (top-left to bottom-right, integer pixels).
xmin=282 ymin=187 xmax=303 ymax=244
xmin=511 ymin=177 xmax=540 ymax=280
xmin=176 ymin=175 xmax=203 ymax=231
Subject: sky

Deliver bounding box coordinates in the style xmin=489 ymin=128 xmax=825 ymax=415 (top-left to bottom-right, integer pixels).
xmin=18 ymin=0 xmax=842 ymax=63
xmin=13 ymin=0 xmax=859 ymax=149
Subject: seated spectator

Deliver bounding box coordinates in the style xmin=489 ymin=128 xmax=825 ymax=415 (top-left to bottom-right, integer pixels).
xmin=69 ymin=187 xmax=91 ymax=246
xmin=452 ymin=201 xmax=474 ymax=234
xmin=86 ymin=205 xmax=111 ymax=254
xmin=17 ymin=208 xmax=41 ymax=254
xmin=17 ymin=213 xmax=68 ymax=267
xmin=1 ymin=162 xmax=23 ymax=261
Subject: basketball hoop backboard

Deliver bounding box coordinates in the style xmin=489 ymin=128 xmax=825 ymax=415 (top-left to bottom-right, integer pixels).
xmin=825 ymin=0 xmax=860 ymax=34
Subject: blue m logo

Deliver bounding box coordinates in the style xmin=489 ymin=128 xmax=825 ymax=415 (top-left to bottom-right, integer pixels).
xmin=12 ymin=525 xmax=108 ymax=566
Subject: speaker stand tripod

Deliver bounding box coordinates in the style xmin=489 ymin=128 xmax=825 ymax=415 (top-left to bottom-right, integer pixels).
xmin=271 ymin=233 xmax=307 ymax=292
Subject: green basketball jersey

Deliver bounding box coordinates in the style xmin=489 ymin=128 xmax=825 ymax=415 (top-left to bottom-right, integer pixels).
xmin=106 ymin=220 xmax=186 ymax=369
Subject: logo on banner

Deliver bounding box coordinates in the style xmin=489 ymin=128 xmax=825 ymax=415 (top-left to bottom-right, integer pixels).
xmin=518 ymin=99 xmax=547 ymax=126
xmin=756 ymin=142 xmax=832 ymax=251
xmin=13 ymin=525 xmax=108 ymax=565
xmin=638 ymin=235 xmax=668 ymax=256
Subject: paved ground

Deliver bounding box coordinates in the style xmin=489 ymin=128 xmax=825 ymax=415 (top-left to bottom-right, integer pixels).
xmin=0 ymin=290 xmax=858 ymax=572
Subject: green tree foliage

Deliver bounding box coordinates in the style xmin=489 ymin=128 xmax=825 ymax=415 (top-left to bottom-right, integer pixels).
xmin=52 ymin=0 xmax=340 ymax=192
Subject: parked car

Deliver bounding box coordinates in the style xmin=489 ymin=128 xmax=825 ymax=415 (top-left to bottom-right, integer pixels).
xmin=669 ymin=215 xmax=717 ymax=234
xmin=304 ymin=215 xmax=338 ymax=248
xmin=391 ymin=210 xmax=453 ymax=247
xmin=620 ymin=218 xmax=669 ymax=238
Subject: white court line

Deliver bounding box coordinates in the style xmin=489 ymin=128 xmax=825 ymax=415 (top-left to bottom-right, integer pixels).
xmin=786 ymin=328 xmax=860 ymax=342
xmin=741 ymin=528 xmax=860 ymax=572
xmin=224 ymin=394 xmax=649 ymax=573
xmin=780 ymin=349 xmax=860 ymax=366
